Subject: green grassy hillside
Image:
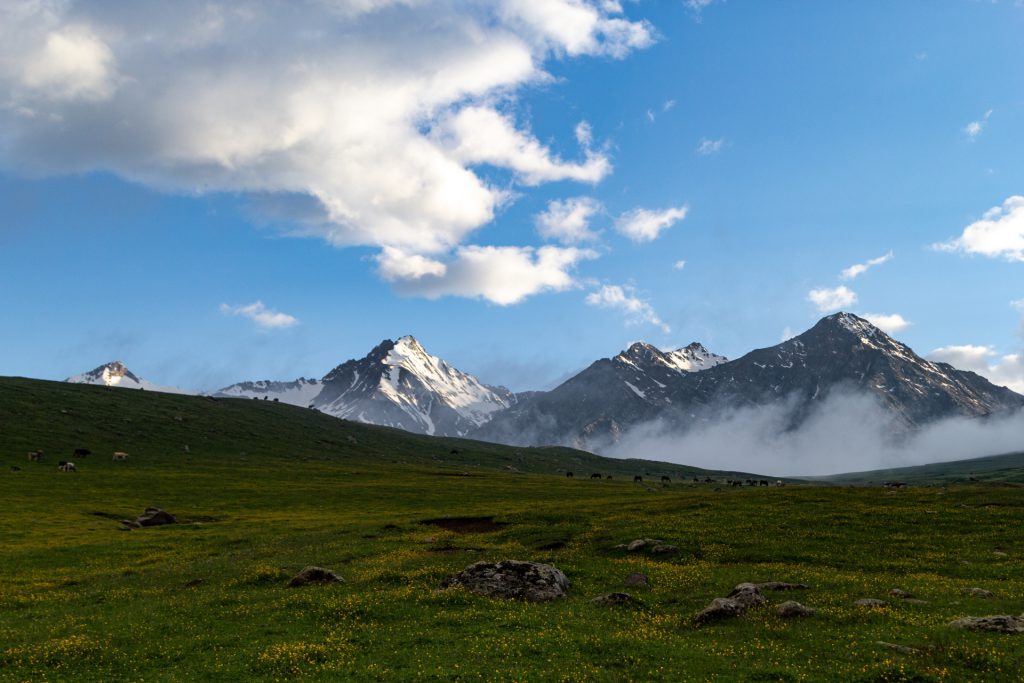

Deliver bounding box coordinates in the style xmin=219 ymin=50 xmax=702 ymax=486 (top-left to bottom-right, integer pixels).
xmin=1 ymin=377 xmax=1023 ymax=681
xmin=819 ymin=451 xmax=1024 ymax=486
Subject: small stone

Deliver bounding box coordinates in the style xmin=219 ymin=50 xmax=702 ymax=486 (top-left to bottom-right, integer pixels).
xmin=993 ymin=551 xmax=1009 ymax=558
xmin=626 ymin=538 xmax=662 ymax=552
xmin=695 ymin=597 xmax=746 ymax=624
xmin=624 ymin=573 xmax=649 ymax=588
xmin=904 ymin=598 xmax=929 ymax=605
xmin=591 ymin=592 xmax=634 ymax=606
xmin=775 ymin=601 xmax=816 ymax=618
xmin=855 ymin=598 xmax=888 ymax=608
xmin=968 ymin=588 xmax=995 ymax=598
xmin=949 ymin=615 xmax=1024 ymax=633
xmin=727 ymin=583 xmax=767 ymax=609
xmin=287 ymin=566 xmax=345 ymax=587
xmin=889 ymin=588 xmax=913 ymax=599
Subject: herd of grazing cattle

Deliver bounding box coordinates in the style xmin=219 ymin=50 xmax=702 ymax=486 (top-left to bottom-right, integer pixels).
xmin=566 ymin=471 xmax=786 ymax=487
xmin=14 ymin=448 xmax=131 ymax=474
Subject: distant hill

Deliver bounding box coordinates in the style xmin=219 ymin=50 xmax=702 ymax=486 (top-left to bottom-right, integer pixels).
xmin=817 ymin=451 xmax=1024 ymax=486
xmin=0 ymin=376 xmax=782 ymax=482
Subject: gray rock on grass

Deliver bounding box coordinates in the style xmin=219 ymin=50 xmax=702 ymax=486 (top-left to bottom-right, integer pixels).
xmin=776 ymin=601 xmax=816 ymax=618
xmin=287 ymin=566 xmax=345 ymax=587
xmin=949 ymin=615 xmax=1024 ymax=633
xmin=695 ymin=597 xmax=746 ymax=624
xmin=591 ymin=592 xmax=635 ymax=606
xmin=439 ymin=560 xmax=569 ymax=601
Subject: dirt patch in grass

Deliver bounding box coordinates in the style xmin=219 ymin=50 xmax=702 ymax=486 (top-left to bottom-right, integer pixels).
xmin=420 ymin=516 xmax=508 ymax=534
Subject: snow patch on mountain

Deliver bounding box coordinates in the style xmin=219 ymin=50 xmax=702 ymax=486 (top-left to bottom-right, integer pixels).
xmin=66 ymin=361 xmax=193 ymax=395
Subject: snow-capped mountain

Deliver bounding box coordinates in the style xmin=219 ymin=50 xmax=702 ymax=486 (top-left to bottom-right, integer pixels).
xmin=475 ymin=340 xmax=728 ymax=447
xmin=476 ymin=313 xmax=1024 ymax=449
xmin=65 ymin=361 xmax=193 ymax=395
xmin=213 ymin=336 xmax=515 ymax=436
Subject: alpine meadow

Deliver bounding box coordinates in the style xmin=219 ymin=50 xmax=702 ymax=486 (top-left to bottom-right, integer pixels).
xmin=2 ymin=1 xmax=1024 ymax=682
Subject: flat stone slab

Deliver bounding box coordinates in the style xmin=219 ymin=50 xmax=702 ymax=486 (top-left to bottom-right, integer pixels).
xmin=695 ymin=597 xmax=746 ymax=624
xmin=776 ymin=600 xmax=816 ymax=618
xmin=855 ymin=598 xmax=888 ymax=608
xmin=949 ymin=615 xmax=1024 ymax=633
xmin=591 ymin=592 xmax=635 ymax=606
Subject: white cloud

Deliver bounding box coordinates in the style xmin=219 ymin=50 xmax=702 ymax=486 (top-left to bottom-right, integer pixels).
xmin=807 ymin=285 xmax=857 ymax=313
xmin=574 ymin=120 xmax=593 ymax=148
xmin=840 ymin=251 xmax=893 ymax=280
xmin=696 ymin=137 xmax=724 ymax=155
xmin=662 ymin=99 xmax=676 ymax=112
xmin=377 ymin=244 xmax=598 ymax=305
xmin=928 ymin=345 xmax=1024 ymax=394
xmin=673 ymin=259 xmax=686 ymax=270
xmin=615 ymin=205 xmax=688 ymax=242
xmin=220 ymin=301 xmax=298 ymax=329
xmin=436 ymin=106 xmax=611 ymax=187
xmin=780 ymin=327 xmax=795 ymax=342
xmin=586 ymin=284 xmax=669 ymax=333
xmin=535 ymin=197 xmax=602 ymax=244
xmin=935 ymin=196 xmax=1024 ymax=261
xmin=964 ymin=109 xmax=993 ymax=141
xmin=0 ymin=1 xmax=650 ymax=264
xmin=862 ymin=313 xmax=911 ymax=334
xmin=684 ymin=0 xmax=718 ymax=20
xmin=19 ymin=25 xmax=118 ymax=102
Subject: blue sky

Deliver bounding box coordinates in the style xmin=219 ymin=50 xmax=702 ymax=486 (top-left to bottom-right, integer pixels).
xmin=1 ymin=0 xmax=1022 ymax=393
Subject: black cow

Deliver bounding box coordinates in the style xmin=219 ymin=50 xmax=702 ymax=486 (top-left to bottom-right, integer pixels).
xmin=660 ymin=475 xmax=671 ymax=483
xmin=732 ymin=480 xmax=742 ymax=487
xmin=450 ymin=449 xmax=461 ymax=455
xmin=591 ymin=473 xmax=602 ymax=479
xmin=633 ymin=475 xmax=643 ymax=483
xmin=606 ymin=475 xmax=613 ymax=480
xmin=703 ymin=477 xmax=714 ymax=484
xmin=566 ymin=471 xmax=574 ymax=478
xmin=73 ymin=448 xmax=91 ymax=458
xmin=759 ymin=480 xmax=769 ymax=487
xmin=692 ymin=477 xmax=700 ymax=483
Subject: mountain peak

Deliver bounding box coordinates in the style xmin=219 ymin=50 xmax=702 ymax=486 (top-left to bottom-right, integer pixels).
xmin=817 ymin=312 xmax=883 ymax=338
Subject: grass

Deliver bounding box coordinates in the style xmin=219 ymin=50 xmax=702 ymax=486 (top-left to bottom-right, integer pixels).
xmin=1 ymin=378 xmax=1023 ymax=681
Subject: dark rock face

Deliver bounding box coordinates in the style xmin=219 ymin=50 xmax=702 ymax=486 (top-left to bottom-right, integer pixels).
xmin=439 ymin=560 xmax=569 ymax=601
xmin=474 ymin=313 xmax=1024 ymax=449
xmin=287 ymin=566 xmax=344 ymax=587
xmin=949 ymin=615 xmax=1024 ymax=633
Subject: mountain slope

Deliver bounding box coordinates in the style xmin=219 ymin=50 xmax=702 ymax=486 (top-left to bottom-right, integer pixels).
xmin=214 ymin=336 xmax=514 ymax=436
xmin=478 ymin=313 xmax=1023 ymax=449
xmin=66 ymin=361 xmax=193 ymax=395
xmin=476 ymin=341 xmax=727 ymax=447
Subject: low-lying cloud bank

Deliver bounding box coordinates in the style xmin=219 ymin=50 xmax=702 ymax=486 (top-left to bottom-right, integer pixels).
xmin=602 ymin=390 xmax=1024 ymax=477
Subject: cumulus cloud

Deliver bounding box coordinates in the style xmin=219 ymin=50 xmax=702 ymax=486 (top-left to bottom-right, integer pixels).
xmin=604 ymin=389 xmax=1024 ymax=477
xmin=862 ymin=313 xmax=911 ymax=334
xmin=585 ymin=284 xmax=669 ymax=333
xmin=935 ymin=196 xmax=1024 ymax=262
xmin=220 ymin=301 xmax=298 ymax=329
xmin=535 ymin=197 xmax=603 ymax=244
xmin=673 ymin=259 xmax=686 ymax=270
xmin=696 ymin=137 xmax=724 ymax=155
xmin=840 ymin=251 xmax=893 ymax=280
xmin=0 ymin=0 xmax=652 ymax=287
xmin=807 ymin=285 xmax=857 ymax=313
xmin=928 ymin=345 xmax=1024 ymax=394
xmin=377 ymin=244 xmax=598 ymax=305
xmin=964 ymin=109 xmax=993 ymax=141
xmin=615 ymin=205 xmax=688 ymax=242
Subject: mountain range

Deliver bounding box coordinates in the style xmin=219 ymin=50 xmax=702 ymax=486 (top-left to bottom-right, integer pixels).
xmin=66 ymin=313 xmax=1024 ymax=448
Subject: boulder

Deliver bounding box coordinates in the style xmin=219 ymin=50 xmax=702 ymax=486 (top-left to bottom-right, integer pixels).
xmin=125 ymin=507 xmax=177 ymax=528
xmin=775 ymin=601 xmax=816 ymax=618
xmin=624 ymin=573 xmax=649 ymax=588
xmin=590 ymin=592 xmax=635 ymax=606
xmin=756 ymin=581 xmax=810 ymax=591
xmin=287 ymin=566 xmax=345 ymax=587
xmin=727 ymin=583 xmax=767 ymax=609
xmin=855 ymin=598 xmax=888 ymax=608
xmin=967 ymin=588 xmax=995 ymax=598
xmin=949 ymin=615 xmax=1024 ymax=634
xmin=695 ymin=597 xmax=746 ymax=624
xmin=626 ymin=538 xmax=662 ymax=552
xmin=650 ymin=544 xmax=680 ymax=556
xmin=439 ymin=560 xmax=569 ymax=602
